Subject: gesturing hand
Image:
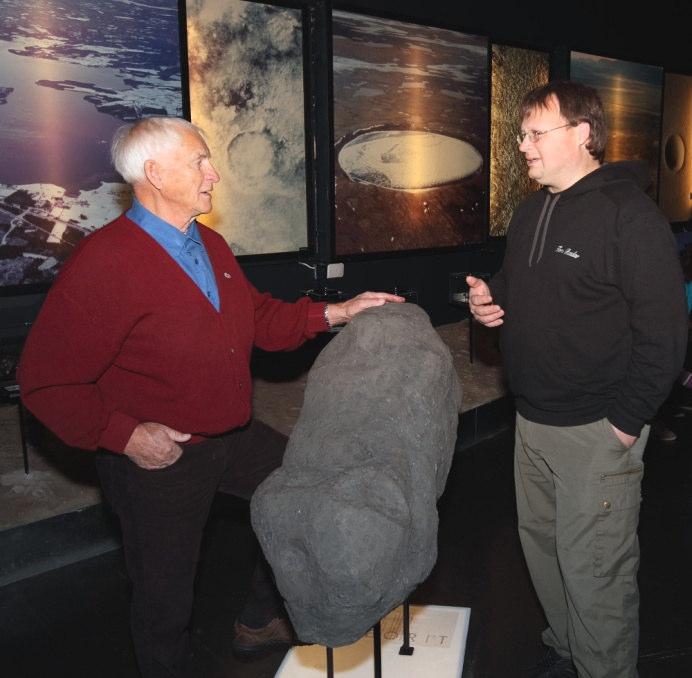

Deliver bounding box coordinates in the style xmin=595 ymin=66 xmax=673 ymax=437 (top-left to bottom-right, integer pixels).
xmin=467 ymin=276 xmax=505 ymax=327
xmin=124 ymin=422 xmax=191 ymax=470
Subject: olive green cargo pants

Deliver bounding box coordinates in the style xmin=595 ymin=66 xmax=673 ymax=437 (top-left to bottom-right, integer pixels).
xmin=515 ymin=414 xmax=649 ymax=678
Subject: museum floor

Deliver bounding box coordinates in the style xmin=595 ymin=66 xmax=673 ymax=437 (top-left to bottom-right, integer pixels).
xmin=2 ymin=404 xmax=692 ymax=677
xmin=2 ymin=316 xmax=692 ymax=677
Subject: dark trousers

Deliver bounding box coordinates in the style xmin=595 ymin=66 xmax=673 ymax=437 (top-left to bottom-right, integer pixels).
xmin=96 ymin=419 xmax=287 ymax=678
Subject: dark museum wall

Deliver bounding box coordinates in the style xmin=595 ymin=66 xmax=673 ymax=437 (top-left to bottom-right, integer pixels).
xmin=349 ymin=0 xmax=692 ymax=75
xmin=1 ymin=0 xmax=690 ymax=350
xmin=226 ymin=0 xmax=692 ymax=322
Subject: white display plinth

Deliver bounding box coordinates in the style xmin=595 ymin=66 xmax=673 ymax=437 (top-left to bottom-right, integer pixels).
xmin=275 ymin=604 xmax=471 ymax=678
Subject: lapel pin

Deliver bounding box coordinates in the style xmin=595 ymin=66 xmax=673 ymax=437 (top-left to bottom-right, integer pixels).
xmin=224 ymin=272 xmax=231 ymax=278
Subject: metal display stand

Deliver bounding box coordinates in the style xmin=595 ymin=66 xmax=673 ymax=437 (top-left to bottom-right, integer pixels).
xmin=399 ymin=600 xmax=414 ymax=656
xmin=372 ymin=622 xmax=381 ymax=678
xmin=326 ymin=648 xmax=334 ymax=678
xmin=1 ymin=381 xmax=29 ymax=474
xmin=277 ymin=603 xmax=470 ymax=678
xmin=448 ymin=271 xmax=491 ymax=365
xmin=468 ymin=319 xmax=476 ymax=364
xmin=324 ymin=607 xmax=408 ymax=678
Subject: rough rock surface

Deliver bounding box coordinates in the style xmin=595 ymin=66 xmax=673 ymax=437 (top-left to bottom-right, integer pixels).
xmin=250 ymin=303 xmax=461 ymax=647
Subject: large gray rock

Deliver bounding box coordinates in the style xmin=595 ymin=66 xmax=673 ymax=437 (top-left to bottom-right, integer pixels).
xmin=250 ymin=303 xmax=461 ymax=647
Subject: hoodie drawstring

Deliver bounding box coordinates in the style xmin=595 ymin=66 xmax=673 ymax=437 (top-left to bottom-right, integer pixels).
xmin=528 ymin=193 xmax=561 ymax=267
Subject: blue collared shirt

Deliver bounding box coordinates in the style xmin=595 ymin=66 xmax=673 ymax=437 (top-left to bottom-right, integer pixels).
xmin=126 ymin=199 xmax=220 ymax=311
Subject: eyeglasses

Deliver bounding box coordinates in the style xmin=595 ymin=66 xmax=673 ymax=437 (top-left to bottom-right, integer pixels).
xmin=516 ymin=123 xmax=575 ymax=145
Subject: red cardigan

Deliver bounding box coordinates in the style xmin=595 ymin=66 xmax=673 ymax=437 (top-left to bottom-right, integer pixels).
xmin=18 ymin=215 xmax=328 ymax=453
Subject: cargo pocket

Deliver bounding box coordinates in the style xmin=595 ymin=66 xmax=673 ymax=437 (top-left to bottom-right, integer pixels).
xmin=593 ymin=463 xmax=643 ymax=577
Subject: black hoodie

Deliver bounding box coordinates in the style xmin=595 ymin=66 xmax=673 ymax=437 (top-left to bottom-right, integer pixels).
xmin=490 ymin=161 xmax=688 ymax=436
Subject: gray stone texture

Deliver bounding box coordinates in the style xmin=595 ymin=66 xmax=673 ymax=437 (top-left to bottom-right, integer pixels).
xmin=250 ymin=302 xmax=461 ymax=647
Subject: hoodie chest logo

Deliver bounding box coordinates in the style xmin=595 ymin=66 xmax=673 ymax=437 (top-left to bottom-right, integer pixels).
xmin=555 ymin=244 xmax=581 ymax=259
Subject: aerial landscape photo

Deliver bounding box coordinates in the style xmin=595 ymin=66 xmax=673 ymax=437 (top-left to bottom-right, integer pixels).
xmin=187 ymin=0 xmax=309 ymax=256
xmin=332 ymin=12 xmax=488 ymax=256
xmin=0 ymin=0 xmax=182 ymax=287
xmin=571 ymin=51 xmax=663 ymax=199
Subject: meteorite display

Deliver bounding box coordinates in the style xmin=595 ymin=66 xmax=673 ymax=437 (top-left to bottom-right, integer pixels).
xmin=251 ymin=302 xmax=461 ymax=647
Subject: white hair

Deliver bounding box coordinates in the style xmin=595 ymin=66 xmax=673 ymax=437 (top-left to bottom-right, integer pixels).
xmin=110 ymin=117 xmax=206 ymax=185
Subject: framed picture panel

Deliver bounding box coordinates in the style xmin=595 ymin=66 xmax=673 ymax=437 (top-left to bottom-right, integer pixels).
xmin=570 ymin=50 xmax=663 ymax=199
xmin=658 ymin=72 xmax=692 ymax=224
xmin=186 ymin=0 xmax=310 ymax=257
xmin=0 ymin=0 xmax=183 ymax=292
xmin=489 ymin=43 xmax=550 ymax=237
xmin=332 ymin=11 xmax=489 ymax=257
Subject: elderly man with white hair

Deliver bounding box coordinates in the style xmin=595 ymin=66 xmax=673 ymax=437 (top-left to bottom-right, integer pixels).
xmin=19 ymin=117 xmax=402 ymax=678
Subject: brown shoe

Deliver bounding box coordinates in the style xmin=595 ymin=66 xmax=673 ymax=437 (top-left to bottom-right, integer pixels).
xmin=652 ymin=419 xmax=677 ymax=442
xmin=232 ymin=617 xmax=295 ymax=659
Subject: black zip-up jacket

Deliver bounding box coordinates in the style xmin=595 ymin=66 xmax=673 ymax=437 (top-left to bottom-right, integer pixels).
xmin=490 ymin=161 xmax=688 ymax=436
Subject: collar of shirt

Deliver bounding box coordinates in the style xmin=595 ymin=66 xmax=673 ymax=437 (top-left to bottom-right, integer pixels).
xmin=126 ymin=198 xmax=203 ymax=255
xmin=125 ymin=198 xmax=221 ymax=311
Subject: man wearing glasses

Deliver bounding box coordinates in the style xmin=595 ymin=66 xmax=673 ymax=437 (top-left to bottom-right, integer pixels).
xmin=468 ymin=81 xmax=687 ymax=677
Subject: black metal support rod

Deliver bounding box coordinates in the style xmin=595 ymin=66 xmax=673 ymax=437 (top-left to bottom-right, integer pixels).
xmin=399 ymin=599 xmax=414 ymax=656
xmin=469 ymin=316 xmax=475 ymax=364
xmin=326 ymin=646 xmax=334 ymax=678
xmin=18 ymin=400 xmax=29 ymax=475
xmin=373 ymin=621 xmax=382 ymax=678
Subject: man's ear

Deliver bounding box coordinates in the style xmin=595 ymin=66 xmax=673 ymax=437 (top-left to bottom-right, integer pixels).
xmin=143 ymin=159 xmax=163 ymax=190
xmin=576 ymin=121 xmax=591 ymax=147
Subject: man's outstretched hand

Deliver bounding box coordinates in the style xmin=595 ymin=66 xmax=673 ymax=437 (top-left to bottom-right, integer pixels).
xmin=326 ymin=291 xmax=404 ymax=326
xmin=467 ymin=276 xmax=505 ymax=327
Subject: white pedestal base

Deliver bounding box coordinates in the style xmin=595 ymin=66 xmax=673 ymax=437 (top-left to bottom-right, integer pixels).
xmin=275 ymin=604 xmax=471 ymax=678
